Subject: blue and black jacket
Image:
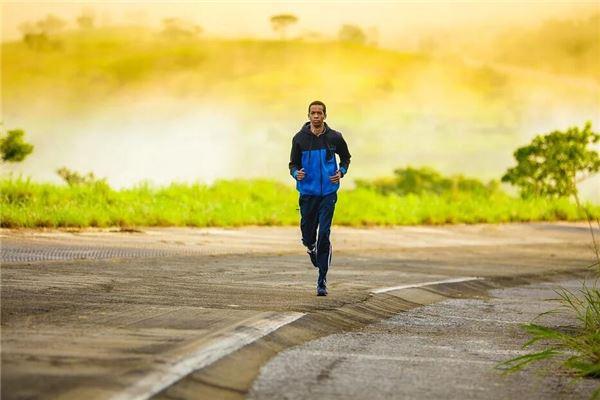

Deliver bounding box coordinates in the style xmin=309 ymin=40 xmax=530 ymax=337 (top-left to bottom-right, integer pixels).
xmin=289 ymin=121 xmax=352 ymax=196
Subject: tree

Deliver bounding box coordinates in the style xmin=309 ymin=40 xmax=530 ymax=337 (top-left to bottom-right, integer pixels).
xmin=501 ymin=122 xmax=600 ymax=198
xmin=338 ymin=24 xmax=366 ymax=45
xmin=0 ymin=129 xmax=34 ymax=163
xmin=270 ymin=14 xmax=298 ymax=39
xmin=35 ymin=14 xmax=67 ymax=36
xmin=18 ymin=14 xmax=66 ymax=50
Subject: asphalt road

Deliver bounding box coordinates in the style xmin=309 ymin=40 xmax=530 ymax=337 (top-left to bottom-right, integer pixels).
xmin=249 ymin=278 xmax=597 ymax=400
xmin=1 ymin=222 xmax=598 ymax=399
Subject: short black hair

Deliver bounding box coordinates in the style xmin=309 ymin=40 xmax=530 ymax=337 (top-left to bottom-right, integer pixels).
xmin=308 ymin=100 xmax=326 ymax=116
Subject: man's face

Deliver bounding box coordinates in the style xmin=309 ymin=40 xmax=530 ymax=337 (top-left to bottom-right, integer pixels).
xmin=308 ymin=105 xmax=326 ymax=127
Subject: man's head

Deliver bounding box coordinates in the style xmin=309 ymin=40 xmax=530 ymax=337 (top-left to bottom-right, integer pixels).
xmin=308 ymin=100 xmax=326 ymax=128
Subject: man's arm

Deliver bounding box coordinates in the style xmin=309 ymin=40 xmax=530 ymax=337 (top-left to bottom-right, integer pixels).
xmin=289 ymin=136 xmax=302 ymax=179
xmin=336 ymin=134 xmax=351 ymax=177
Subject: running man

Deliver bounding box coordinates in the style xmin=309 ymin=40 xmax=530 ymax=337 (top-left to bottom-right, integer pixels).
xmin=288 ymin=100 xmax=352 ymax=296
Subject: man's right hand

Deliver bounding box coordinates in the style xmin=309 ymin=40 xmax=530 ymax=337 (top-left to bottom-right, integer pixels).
xmin=296 ymin=168 xmax=306 ymax=181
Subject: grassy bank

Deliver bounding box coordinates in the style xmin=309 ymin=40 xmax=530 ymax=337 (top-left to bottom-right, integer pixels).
xmin=1 ymin=177 xmax=597 ymax=228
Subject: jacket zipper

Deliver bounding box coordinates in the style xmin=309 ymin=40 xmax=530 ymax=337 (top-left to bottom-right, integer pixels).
xmin=319 ymin=136 xmax=324 ymax=195
xmin=320 ymin=147 xmax=323 ymax=195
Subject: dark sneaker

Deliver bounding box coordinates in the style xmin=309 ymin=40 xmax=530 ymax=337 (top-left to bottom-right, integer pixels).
xmin=306 ymin=243 xmax=318 ymax=268
xmin=317 ymin=286 xmax=328 ymax=296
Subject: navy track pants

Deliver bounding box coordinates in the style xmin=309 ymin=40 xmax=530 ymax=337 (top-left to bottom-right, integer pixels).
xmin=299 ymin=191 xmax=337 ymax=288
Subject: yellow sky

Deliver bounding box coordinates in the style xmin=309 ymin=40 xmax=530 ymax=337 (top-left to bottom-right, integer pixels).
xmin=2 ymin=1 xmax=598 ymax=49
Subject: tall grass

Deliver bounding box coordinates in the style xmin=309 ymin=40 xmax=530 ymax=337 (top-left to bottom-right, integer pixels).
xmin=497 ymin=194 xmax=600 ymax=397
xmin=496 ymin=281 xmax=600 ymax=373
xmin=1 ymin=177 xmax=597 ymax=228
xmin=496 ymin=281 xmax=600 ymax=397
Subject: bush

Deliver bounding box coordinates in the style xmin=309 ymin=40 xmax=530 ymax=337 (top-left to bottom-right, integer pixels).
xmin=355 ymin=166 xmax=499 ymax=196
xmin=502 ymin=122 xmax=600 ymax=198
xmin=0 ymin=129 xmax=34 ymax=163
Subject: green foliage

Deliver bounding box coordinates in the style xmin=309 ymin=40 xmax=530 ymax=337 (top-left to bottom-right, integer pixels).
xmin=498 ymin=122 xmax=600 ymax=395
xmin=497 ymin=282 xmax=600 ymax=396
xmin=56 ymin=167 xmax=108 ymax=187
xmin=355 ymin=166 xmax=500 ymax=196
xmin=0 ymin=129 xmax=34 ymax=163
xmin=0 ymin=177 xmax=596 ymax=228
xmin=502 ymin=122 xmax=600 ymax=198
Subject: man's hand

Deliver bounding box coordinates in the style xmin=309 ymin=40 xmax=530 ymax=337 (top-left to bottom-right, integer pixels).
xmin=329 ymin=170 xmax=342 ymax=183
xmin=296 ymin=168 xmax=306 ymax=181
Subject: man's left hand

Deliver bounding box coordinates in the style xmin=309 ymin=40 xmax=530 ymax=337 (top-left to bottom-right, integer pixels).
xmin=329 ymin=170 xmax=342 ymax=183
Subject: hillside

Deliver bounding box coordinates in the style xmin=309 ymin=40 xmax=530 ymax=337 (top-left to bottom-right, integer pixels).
xmin=492 ymin=14 xmax=599 ymax=82
xmin=2 ymin=26 xmax=518 ymax=117
xmin=2 ymin=27 xmax=598 ymax=201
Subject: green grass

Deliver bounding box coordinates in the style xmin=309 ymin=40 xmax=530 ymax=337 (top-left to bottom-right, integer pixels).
xmin=495 ymin=192 xmax=600 ymax=398
xmin=496 ymin=278 xmax=600 ymax=398
xmin=1 ymin=177 xmax=597 ymax=228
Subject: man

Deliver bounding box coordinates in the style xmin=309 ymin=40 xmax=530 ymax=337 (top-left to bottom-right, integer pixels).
xmin=289 ymin=100 xmax=351 ymax=296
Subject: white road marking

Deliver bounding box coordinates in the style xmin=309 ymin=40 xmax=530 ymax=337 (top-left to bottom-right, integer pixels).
xmin=371 ymin=277 xmax=483 ymax=294
xmin=110 ymin=311 xmax=304 ymax=400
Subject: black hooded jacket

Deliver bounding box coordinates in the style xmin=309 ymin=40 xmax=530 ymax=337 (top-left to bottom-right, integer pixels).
xmin=288 ymin=121 xmax=351 ymax=196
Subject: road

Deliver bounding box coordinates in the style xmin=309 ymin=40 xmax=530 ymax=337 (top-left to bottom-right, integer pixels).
xmin=1 ymin=222 xmax=597 ymax=399
xmin=249 ymin=278 xmax=596 ymax=400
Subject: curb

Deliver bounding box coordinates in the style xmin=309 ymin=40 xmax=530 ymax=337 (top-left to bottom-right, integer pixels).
xmin=151 ymin=267 xmax=593 ymax=400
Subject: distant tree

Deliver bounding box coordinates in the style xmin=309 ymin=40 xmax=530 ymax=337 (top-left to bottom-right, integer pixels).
xmin=18 ymin=22 xmax=47 ymax=50
xmin=502 ymin=122 xmax=600 ymax=198
xmin=270 ymin=14 xmax=298 ymax=39
xmin=160 ymin=17 xmax=202 ymax=40
xmin=0 ymin=129 xmax=34 ymax=163
xmin=77 ymin=9 xmax=95 ymax=30
xmin=56 ymin=167 xmax=106 ymax=186
xmin=35 ymin=14 xmax=67 ymax=36
xmin=18 ymin=14 xmax=65 ymax=50
xmin=355 ymin=166 xmax=497 ymax=196
xmin=338 ymin=24 xmax=366 ymax=45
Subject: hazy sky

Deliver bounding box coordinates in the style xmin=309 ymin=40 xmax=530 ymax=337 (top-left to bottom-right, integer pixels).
xmin=2 ymin=1 xmax=598 ymax=49
xmin=3 ymin=1 xmax=599 ymax=200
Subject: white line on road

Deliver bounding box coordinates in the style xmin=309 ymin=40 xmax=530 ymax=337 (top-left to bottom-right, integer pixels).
xmin=110 ymin=311 xmax=305 ymax=400
xmin=371 ymin=277 xmax=483 ymax=294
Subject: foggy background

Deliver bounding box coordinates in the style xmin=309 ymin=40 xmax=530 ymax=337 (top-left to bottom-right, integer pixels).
xmin=2 ymin=1 xmax=599 ymax=200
